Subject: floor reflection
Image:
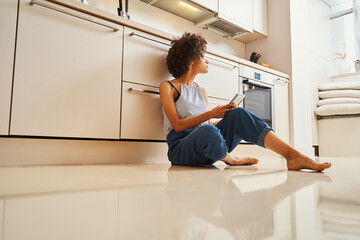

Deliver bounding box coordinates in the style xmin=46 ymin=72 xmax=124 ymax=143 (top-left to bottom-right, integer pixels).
xmin=317 ymin=158 xmax=360 ymax=240
xmin=158 ymin=166 xmax=332 ymax=239
xmin=1 ymin=158 xmax=360 ymax=240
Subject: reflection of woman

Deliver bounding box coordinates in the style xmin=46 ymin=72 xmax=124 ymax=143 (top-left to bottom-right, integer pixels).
xmin=159 ymin=32 xmax=331 ymax=171
xmin=161 ymin=166 xmax=332 ymax=239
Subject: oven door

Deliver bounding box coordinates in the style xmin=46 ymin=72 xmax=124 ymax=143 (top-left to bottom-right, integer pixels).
xmin=241 ymin=78 xmax=274 ymax=128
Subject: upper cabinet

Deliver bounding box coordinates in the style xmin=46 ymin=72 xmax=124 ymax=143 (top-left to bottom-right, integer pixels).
xmin=236 ymin=0 xmax=268 ymax=43
xmin=190 ymin=0 xmax=218 ymax=12
xmin=0 ymin=0 xmax=18 ymax=135
xmin=10 ymin=0 xmax=123 ymax=139
xmin=219 ymin=0 xmax=253 ymax=32
xmin=253 ymin=0 xmax=268 ymax=36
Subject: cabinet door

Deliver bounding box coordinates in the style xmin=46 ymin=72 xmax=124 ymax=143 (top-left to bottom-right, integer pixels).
xmin=274 ymin=77 xmax=290 ymax=143
xmin=121 ymin=82 xmax=165 ymax=141
xmin=123 ymin=27 xmax=172 ymax=87
xmin=0 ymin=0 xmax=17 ymax=135
xmin=253 ymin=0 xmax=268 ymax=35
xmin=11 ymin=0 xmax=123 ymax=139
xmin=219 ymin=0 xmax=253 ymax=32
xmin=190 ymin=0 xmax=218 ymax=12
xmin=195 ymin=54 xmax=238 ymax=100
xmin=235 ymin=0 xmax=267 ymax=43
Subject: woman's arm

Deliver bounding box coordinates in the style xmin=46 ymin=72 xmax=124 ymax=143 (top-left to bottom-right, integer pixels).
xmin=200 ymin=87 xmax=228 ymax=126
xmin=159 ymin=82 xmax=234 ymax=133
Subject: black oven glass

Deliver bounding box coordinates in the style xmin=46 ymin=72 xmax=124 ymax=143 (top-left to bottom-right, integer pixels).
xmin=243 ymin=84 xmax=272 ymax=128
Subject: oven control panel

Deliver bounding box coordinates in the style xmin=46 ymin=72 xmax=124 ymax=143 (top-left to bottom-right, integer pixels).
xmin=239 ymin=65 xmax=274 ymax=86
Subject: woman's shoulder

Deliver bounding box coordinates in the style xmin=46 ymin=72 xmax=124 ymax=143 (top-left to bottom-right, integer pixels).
xmin=159 ymin=80 xmax=181 ymax=94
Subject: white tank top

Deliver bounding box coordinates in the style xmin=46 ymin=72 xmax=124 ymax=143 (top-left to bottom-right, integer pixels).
xmin=162 ymin=82 xmax=208 ymax=136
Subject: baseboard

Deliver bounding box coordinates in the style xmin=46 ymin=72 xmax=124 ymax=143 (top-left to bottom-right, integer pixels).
xmin=0 ymin=137 xmax=169 ymax=166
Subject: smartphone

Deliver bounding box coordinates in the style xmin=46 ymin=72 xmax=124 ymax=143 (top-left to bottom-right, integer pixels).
xmin=229 ymin=93 xmax=245 ymax=106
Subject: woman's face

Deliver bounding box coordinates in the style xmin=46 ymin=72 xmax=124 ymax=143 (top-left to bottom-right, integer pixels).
xmin=193 ymin=56 xmax=209 ymax=74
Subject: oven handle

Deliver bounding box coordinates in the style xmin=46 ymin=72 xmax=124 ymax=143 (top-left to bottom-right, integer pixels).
xmin=242 ymin=78 xmax=274 ymax=88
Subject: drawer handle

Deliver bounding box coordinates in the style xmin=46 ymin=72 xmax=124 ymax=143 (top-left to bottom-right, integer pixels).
xmin=30 ymin=0 xmax=119 ymax=32
xmin=275 ymin=78 xmax=289 ymax=84
xmin=208 ymin=100 xmax=221 ymax=105
xmin=129 ymin=32 xmax=171 ymax=47
xmin=206 ymin=55 xmax=238 ymax=69
xmin=128 ymin=87 xmax=160 ymax=95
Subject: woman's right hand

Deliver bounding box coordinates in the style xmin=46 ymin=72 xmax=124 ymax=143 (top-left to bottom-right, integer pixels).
xmin=209 ymin=103 xmax=235 ymax=118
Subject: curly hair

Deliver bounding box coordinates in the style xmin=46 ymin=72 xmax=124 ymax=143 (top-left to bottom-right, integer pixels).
xmin=166 ymin=32 xmax=207 ymax=78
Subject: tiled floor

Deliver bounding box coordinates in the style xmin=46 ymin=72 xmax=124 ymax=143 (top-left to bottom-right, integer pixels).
xmin=0 ymin=157 xmax=359 ymax=240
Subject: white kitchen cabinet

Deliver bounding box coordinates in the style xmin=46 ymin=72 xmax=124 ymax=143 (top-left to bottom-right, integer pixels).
xmin=195 ymin=54 xmax=238 ymax=100
xmin=274 ymin=77 xmax=290 ymax=144
xmin=253 ymin=0 xmax=268 ymax=36
xmin=207 ymin=97 xmax=229 ymax=110
xmin=0 ymin=0 xmax=18 ymax=135
xmin=219 ymin=0 xmax=253 ymax=32
xmin=121 ymin=82 xmax=165 ymax=141
xmin=235 ymin=0 xmax=268 ymax=43
xmin=10 ymin=0 xmax=123 ymax=139
xmin=191 ymin=0 xmax=217 ymax=12
xmin=123 ymin=27 xmax=172 ymax=88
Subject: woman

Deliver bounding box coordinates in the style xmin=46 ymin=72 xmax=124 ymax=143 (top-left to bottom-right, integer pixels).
xmin=159 ymin=32 xmax=331 ymax=171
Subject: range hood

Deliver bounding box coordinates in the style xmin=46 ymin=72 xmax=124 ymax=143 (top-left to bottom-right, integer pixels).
xmin=196 ymin=13 xmax=252 ymax=39
xmin=139 ymin=0 xmax=215 ymax=22
xmin=140 ymin=0 xmax=252 ymax=39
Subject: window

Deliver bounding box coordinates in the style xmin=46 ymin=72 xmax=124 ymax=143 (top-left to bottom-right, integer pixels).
xmin=330 ymin=0 xmax=360 ymax=74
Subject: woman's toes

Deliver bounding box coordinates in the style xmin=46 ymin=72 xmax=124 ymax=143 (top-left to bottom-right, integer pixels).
xmin=233 ymin=157 xmax=259 ymax=166
xmin=287 ymin=157 xmax=332 ymax=172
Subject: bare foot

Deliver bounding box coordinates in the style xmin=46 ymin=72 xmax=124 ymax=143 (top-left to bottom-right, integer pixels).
xmin=222 ymin=154 xmax=259 ymax=166
xmin=286 ymin=153 xmax=331 ymax=172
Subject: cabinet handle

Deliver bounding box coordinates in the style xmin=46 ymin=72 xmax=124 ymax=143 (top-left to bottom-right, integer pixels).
xmin=208 ymin=100 xmax=221 ymax=105
xmin=205 ymin=55 xmax=238 ymax=69
xmin=129 ymin=32 xmax=171 ymax=47
xmin=30 ymin=0 xmax=119 ymax=32
xmin=128 ymin=87 xmax=160 ymax=95
xmin=275 ymin=78 xmax=289 ymax=84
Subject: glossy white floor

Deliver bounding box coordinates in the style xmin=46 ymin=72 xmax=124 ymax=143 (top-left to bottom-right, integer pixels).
xmin=0 ymin=157 xmax=359 ymax=240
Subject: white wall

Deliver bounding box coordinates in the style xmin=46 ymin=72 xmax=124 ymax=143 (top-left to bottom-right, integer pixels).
xmin=246 ymin=0 xmax=332 ymax=156
xmin=289 ymin=0 xmax=314 ymax=156
xmin=306 ymin=0 xmax=332 ymax=146
xmin=289 ymin=0 xmax=332 ymax=155
xmin=245 ymin=0 xmax=292 ymax=74
xmin=85 ymin=0 xmax=246 ymax=58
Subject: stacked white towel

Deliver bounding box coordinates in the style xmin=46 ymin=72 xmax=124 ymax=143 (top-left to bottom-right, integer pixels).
xmin=316 ymin=81 xmax=360 ymax=117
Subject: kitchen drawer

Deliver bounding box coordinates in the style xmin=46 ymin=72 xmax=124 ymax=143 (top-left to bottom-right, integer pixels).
xmin=121 ymin=82 xmax=165 ymax=141
xmin=195 ymin=53 xmax=238 ymax=100
xmin=123 ymin=27 xmax=172 ymax=87
xmin=207 ymin=97 xmax=229 ymax=110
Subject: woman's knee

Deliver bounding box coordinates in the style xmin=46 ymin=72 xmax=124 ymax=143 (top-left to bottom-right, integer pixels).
xmin=194 ymin=125 xmax=226 ymax=151
xmin=225 ymin=107 xmax=254 ymax=121
xmin=195 ymin=125 xmax=223 ymax=142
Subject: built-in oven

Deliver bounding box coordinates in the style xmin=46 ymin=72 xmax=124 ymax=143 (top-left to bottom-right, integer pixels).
xmin=239 ymin=65 xmax=275 ymax=128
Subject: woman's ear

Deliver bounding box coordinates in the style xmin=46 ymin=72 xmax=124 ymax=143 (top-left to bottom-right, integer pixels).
xmin=189 ymin=60 xmax=196 ymax=70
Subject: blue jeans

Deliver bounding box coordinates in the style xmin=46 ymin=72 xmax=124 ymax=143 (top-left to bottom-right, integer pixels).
xmin=166 ymin=107 xmax=273 ymax=166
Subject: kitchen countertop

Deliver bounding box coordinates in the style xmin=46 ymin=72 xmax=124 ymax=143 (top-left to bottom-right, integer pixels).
xmin=37 ymin=0 xmax=290 ymax=79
